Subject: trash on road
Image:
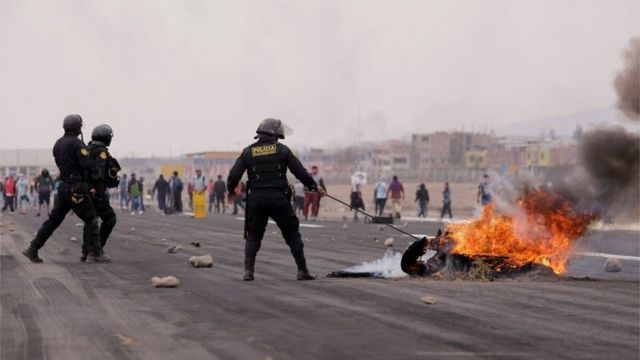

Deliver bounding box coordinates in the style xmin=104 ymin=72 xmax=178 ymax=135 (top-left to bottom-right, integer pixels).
xmin=604 ymin=258 xmax=623 ymax=273
xmin=151 ymin=276 xmax=180 ymax=288
xmin=188 ymin=254 xmax=213 ymax=268
xmin=384 ymin=237 xmax=394 ymax=247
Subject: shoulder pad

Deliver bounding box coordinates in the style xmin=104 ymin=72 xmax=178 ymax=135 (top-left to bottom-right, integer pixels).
xmin=79 ymin=147 xmax=90 ymax=157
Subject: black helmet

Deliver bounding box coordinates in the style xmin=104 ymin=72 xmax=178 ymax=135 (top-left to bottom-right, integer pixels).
xmin=91 ymin=124 xmax=114 ymax=146
xmin=255 ymin=118 xmax=285 ymax=139
xmin=63 ymin=114 xmax=83 ymax=134
xmin=41 ymin=168 xmax=49 ymax=177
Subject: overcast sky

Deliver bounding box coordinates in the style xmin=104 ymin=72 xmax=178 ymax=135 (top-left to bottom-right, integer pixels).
xmin=1 ymin=0 xmax=638 ymax=157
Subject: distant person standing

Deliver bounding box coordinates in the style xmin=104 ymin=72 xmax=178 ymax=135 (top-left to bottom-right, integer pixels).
xmin=119 ymin=174 xmax=129 ymax=211
xmin=373 ymin=177 xmax=388 ymax=216
xmin=152 ymin=174 xmax=169 ymax=211
xmin=440 ymin=182 xmax=453 ymax=219
xmin=231 ymin=180 xmax=246 ymax=215
xmin=292 ymin=180 xmax=305 ymax=216
xmin=477 ymin=174 xmax=492 ymax=206
xmin=192 ymin=169 xmax=207 ymax=218
xmin=170 ymin=171 xmax=183 ymax=213
xmin=128 ymin=173 xmax=142 ymax=213
xmin=213 ymin=175 xmax=227 ymax=213
xmin=415 ymin=183 xmax=429 ymax=218
xmin=35 ymin=169 xmax=54 ymax=217
xmin=16 ymin=175 xmax=30 ymax=214
xmin=138 ymin=176 xmax=146 ymax=213
xmin=387 ymin=175 xmax=405 ymax=219
xmin=2 ymin=175 xmax=16 ymax=212
xmin=303 ymin=165 xmax=326 ymax=221
xmin=350 ymin=183 xmax=365 ymax=222
xmin=207 ymin=179 xmax=215 ymax=212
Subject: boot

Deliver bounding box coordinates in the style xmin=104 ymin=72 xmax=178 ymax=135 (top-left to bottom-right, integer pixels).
xmin=297 ymin=270 xmax=316 ymax=281
xmin=243 ymin=271 xmax=254 ymax=281
xmin=243 ymin=256 xmax=255 ymax=281
xmin=80 ymin=253 xmax=87 ymax=262
xmin=293 ymin=251 xmax=316 ymax=280
xmin=22 ymin=247 xmax=43 ymax=263
xmin=87 ymin=254 xmax=111 ymax=263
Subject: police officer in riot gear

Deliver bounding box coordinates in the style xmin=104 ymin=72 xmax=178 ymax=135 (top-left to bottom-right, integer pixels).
xmin=81 ymin=124 xmax=120 ymax=262
xmin=227 ymin=118 xmax=321 ymax=281
xmin=23 ymin=114 xmax=110 ymax=263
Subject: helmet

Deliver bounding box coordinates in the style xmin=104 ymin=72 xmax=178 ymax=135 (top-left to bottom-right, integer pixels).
xmin=255 ymin=118 xmax=285 ymax=139
xmin=63 ymin=114 xmax=83 ymax=134
xmin=41 ymin=169 xmax=49 ymax=177
xmin=91 ymin=124 xmax=114 ymax=146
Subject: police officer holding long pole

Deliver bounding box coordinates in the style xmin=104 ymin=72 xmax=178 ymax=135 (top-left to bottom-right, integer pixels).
xmin=227 ymin=118 xmax=322 ymax=281
xmin=82 ymin=124 xmax=120 ymax=261
xmin=22 ymin=115 xmax=110 ymax=263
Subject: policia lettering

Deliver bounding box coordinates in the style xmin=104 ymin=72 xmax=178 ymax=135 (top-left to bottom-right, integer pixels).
xmin=22 ymin=114 xmax=111 ymax=263
xmin=82 ymin=124 xmax=120 ymax=262
xmin=227 ymin=118 xmax=319 ymax=281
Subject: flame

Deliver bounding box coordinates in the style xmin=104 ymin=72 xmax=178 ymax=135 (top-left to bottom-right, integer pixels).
xmin=446 ymin=189 xmax=596 ymax=274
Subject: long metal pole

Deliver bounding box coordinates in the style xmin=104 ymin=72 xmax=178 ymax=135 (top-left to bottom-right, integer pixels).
xmin=323 ymin=193 xmax=422 ymax=241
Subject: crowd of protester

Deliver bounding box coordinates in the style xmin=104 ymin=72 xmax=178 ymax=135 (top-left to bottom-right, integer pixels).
xmin=1 ymin=166 xmax=491 ymax=222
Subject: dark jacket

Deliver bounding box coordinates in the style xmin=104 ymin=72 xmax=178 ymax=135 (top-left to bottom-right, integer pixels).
xmin=53 ymin=132 xmax=95 ymax=181
xmin=227 ymin=138 xmax=316 ymax=193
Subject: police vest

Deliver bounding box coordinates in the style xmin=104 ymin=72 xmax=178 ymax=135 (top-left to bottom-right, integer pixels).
xmin=244 ymin=142 xmax=288 ymax=190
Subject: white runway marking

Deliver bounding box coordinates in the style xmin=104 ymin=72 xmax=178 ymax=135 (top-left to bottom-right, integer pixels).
xmin=234 ymin=217 xmax=325 ymax=228
xmin=578 ymin=252 xmax=640 ymax=261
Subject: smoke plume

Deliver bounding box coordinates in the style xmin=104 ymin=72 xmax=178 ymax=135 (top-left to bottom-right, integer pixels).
xmin=578 ymin=126 xmax=640 ymax=219
xmin=614 ymin=37 xmax=640 ymax=120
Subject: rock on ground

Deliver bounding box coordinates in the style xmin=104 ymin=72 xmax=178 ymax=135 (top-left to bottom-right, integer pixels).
xmin=378 ymin=225 xmax=385 ymax=231
xmin=166 ymin=245 xmax=182 ymax=254
xmin=604 ymin=258 xmax=623 ymax=273
xmin=188 ymin=254 xmax=213 ymax=268
xmin=342 ymin=223 xmax=348 ymax=230
xmin=421 ymin=296 xmax=437 ymax=304
xmin=70 ymin=236 xmax=78 ymax=242
xmin=151 ymin=276 xmax=180 ymax=288
xmin=384 ymin=237 xmax=394 ymax=247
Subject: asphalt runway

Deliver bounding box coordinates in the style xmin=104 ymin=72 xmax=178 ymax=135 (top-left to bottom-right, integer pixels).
xmin=1 ymin=208 xmax=639 ymax=360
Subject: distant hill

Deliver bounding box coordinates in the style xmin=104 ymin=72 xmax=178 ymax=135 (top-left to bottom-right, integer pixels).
xmin=497 ymin=106 xmax=638 ymax=137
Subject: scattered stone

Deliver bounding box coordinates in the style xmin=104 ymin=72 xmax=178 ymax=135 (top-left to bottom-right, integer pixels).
xmin=161 ymin=238 xmax=170 ymax=244
xmin=342 ymin=223 xmax=348 ymax=230
xmin=402 ymin=222 xmax=409 ymax=229
xmin=421 ymin=296 xmax=437 ymax=305
xmin=383 ymin=237 xmax=394 ymax=247
xmin=342 ymin=215 xmax=348 ymax=221
xmin=271 ymin=231 xmax=278 ymax=235
xmin=166 ymin=245 xmax=182 ymax=254
xmin=378 ymin=225 xmax=385 ymax=231
xmin=9 ymin=228 xmax=15 ymax=232
xmin=331 ymin=237 xmax=336 ymax=241
xmin=188 ymin=254 xmax=213 ymax=268
xmin=131 ymin=227 xmax=136 ymax=231
xmin=374 ymin=237 xmax=379 ymax=243
xmin=75 ymin=222 xmax=83 ymax=226
xmin=604 ymin=258 xmax=623 ymax=273
xmin=151 ymin=276 xmax=179 ymax=288
xmin=114 ymin=333 xmax=134 ymax=346
xmin=190 ymin=242 xmax=201 ymax=248
xmin=70 ymin=236 xmax=78 ymax=242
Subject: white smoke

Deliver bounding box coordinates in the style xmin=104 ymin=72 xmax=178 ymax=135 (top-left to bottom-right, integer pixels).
xmin=343 ymin=250 xmax=406 ymax=278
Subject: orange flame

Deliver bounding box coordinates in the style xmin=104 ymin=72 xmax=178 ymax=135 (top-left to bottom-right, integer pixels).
xmin=446 ymin=189 xmax=597 ymax=274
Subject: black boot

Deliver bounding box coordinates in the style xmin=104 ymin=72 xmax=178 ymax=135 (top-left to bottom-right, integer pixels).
xmin=293 ymin=251 xmax=316 ymax=281
xmin=243 ymin=257 xmax=255 ymax=281
xmin=22 ymin=246 xmax=43 ymax=263
xmin=87 ymin=253 xmax=111 ymax=263
xmin=297 ymin=270 xmax=316 ymax=281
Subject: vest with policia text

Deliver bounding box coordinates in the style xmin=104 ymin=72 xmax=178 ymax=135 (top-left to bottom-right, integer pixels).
xmin=242 ymin=141 xmax=290 ymax=191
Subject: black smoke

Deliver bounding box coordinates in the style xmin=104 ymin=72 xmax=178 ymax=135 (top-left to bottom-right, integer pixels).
xmin=614 ymin=37 xmax=639 ymax=121
xmin=578 ymin=126 xmax=640 ymax=220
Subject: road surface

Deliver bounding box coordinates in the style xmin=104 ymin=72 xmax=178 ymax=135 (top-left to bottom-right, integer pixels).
xmin=1 ymin=209 xmax=638 ymax=360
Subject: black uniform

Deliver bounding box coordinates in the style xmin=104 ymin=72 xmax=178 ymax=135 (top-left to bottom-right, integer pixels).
xmin=227 ymin=137 xmax=317 ymax=277
xmin=86 ymin=141 xmax=119 ymax=255
xmin=28 ymin=133 xmax=102 ymax=258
